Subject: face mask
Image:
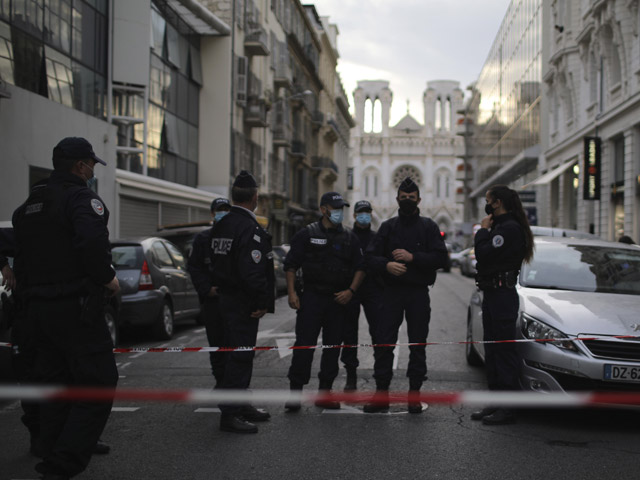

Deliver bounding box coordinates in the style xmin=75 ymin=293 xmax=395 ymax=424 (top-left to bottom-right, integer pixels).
xmin=356 ymin=213 xmax=371 ymax=226
xmin=327 ymin=209 xmax=343 ymax=225
xmin=484 ymin=203 xmax=495 ymax=215
xmin=86 ymin=176 xmax=97 ymax=190
xmin=81 ymin=162 xmax=95 ymax=182
xmin=398 ymin=199 xmax=417 ymax=215
xmin=214 ymin=211 xmax=229 ymax=223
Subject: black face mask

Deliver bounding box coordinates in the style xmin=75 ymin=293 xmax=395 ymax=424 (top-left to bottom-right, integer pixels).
xmin=484 ymin=203 xmax=495 ymax=215
xmin=398 ymin=199 xmax=418 ymax=214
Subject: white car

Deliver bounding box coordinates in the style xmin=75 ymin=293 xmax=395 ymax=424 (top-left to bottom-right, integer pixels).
xmin=466 ymin=237 xmax=640 ymax=392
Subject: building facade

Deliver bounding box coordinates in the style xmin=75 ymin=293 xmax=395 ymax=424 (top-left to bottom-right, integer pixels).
xmin=541 ymin=0 xmax=640 ymax=242
xmin=349 ymin=80 xmax=464 ymax=238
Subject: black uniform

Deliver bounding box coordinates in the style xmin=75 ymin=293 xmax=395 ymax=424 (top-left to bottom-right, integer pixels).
xmin=285 ymin=221 xmax=364 ymax=387
xmin=209 ymin=206 xmax=275 ymax=415
xmin=12 ymin=170 xmax=118 ymax=478
xmin=366 ymin=210 xmax=448 ymax=387
xmin=187 ymin=228 xmax=225 ymax=385
xmin=474 ymin=212 xmax=526 ymax=391
xmin=340 ymin=223 xmax=382 ymax=371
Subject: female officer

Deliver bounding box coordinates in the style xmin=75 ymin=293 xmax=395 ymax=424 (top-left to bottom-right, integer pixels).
xmin=471 ymin=185 xmax=534 ymax=425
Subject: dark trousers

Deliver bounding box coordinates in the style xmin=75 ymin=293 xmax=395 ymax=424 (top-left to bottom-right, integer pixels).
xmin=218 ymin=292 xmax=259 ymax=415
xmin=372 ymin=285 xmax=431 ymax=385
xmin=288 ymin=290 xmax=347 ymax=387
xmin=340 ymin=284 xmax=382 ymax=370
xmin=202 ymin=297 xmax=226 ymax=384
xmin=29 ymin=297 xmax=118 ymax=478
xmin=481 ymin=287 xmax=521 ymax=391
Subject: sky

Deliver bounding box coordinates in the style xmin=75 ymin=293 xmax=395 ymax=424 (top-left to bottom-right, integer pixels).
xmin=312 ymin=0 xmax=512 ymax=126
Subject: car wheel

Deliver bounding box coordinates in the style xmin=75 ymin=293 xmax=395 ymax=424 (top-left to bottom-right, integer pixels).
xmin=465 ymin=311 xmax=483 ymax=366
xmin=104 ymin=305 xmax=118 ymax=347
xmin=153 ymin=300 xmax=174 ymax=340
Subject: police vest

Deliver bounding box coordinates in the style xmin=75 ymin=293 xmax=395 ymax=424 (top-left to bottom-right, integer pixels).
xmin=301 ymin=222 xmax=354 ymax=292
xmin=14 ymin=182 xmax=88 ymax=294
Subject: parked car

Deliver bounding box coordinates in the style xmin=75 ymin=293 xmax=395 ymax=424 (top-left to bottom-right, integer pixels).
xmin=155 ymin=222 xmax=211 ymax=259
xmin=466 ymin=236 xmax=640 ymax=393
xmin=272 ymin=245 xmax=290 ymax=296
xmin=530 ymin=226 xmax=600 ymax=239
xmin=442 ymin=242 xmax=452 ymax=272
xmin=111 ymin=237 xmax=201 ymax=340
xmin=450 ymin=248 xmax=467 ymax=268
xmin=459 ymin=248 xmax=477 ymax=277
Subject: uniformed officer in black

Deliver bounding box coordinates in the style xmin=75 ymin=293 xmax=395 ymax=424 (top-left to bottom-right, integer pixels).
xmin=12 ymin=137 xmax=120 ymax=479
xmin=284 ymin=192 xmax=365 ymax=411
xmin=364 ymin=177 xmax=448 ymax=413
xmin=471 ymin=185 xmax=533 ymax=425
xmin=209 ymin=171 xmax=275 ymax=434
xmin=187 ymin=197 xmax=231 ymax=387
xmin=340 ymin=200 xmax=383 ymax=391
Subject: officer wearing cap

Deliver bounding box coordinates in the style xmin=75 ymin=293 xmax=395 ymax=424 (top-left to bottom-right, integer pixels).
xmin=364 ymin=177 xmax=448 ymax=414
xmin=209 ymin=171 xmax=275 ymax=434
xmin=284 ymin=192 xmax=365 ymax=411
xmin=339 ymin=200 xmax=383 ymax=391
xmin=187 ymin=197 xmax=231 ymax=387
xmin=12 ymin=137 xmax=120 ymax=479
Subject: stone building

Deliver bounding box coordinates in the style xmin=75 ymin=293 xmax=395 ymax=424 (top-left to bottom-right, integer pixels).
xmin=348 ymin=80 xmax=464 ymax=238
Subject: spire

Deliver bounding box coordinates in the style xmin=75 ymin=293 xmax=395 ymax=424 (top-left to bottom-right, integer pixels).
xmin=406 ymin=99 xmax=410 ymax=114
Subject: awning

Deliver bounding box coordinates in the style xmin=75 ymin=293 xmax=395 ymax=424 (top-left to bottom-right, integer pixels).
xmin=529 ymin=159 xmax=577 ymax=186
xmin=167 ymin=0 xmax=231 ymax=36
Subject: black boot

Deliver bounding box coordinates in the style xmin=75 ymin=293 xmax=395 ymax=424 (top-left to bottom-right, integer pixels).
xmin=285 ymin=383 xmax=303 ymax=412
xmin=344 ymin=367 xmax=357 ymax=392
xmin=241 ymin=405 xmax=271 ymax=422
xmin=408 ymin=378 xmax=423 ymax=414
xmin=363 ymin=382 xmax=390 ymax=413
xmin=220 ymin=413 xmax=258 ymax=433
xmin=315 ymin=379 xmax=340 ymax=409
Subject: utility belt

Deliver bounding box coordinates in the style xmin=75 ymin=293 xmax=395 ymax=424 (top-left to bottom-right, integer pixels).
xmin=303 ymin=283 xmax=345 ymax=296
xmin=475 ymin=270 xmax=519 ymax=290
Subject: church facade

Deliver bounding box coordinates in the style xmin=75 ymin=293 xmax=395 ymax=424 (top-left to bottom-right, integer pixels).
xmin=348 ymin=80 xmax=465 ymax=240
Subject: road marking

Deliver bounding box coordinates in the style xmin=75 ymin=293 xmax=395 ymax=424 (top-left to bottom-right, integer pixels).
xmin=118 ymin=362 xmax=131 ymax=370
xmin=276 ymin=338 xmax=295 ymax=358
xmin=393 ymin=324 xmax=403 ymax=370
xmin=257 ymin=328 xmax=296 ymax=340
xmin=194 ymin=407 xmax=221 ymax=413
xmin=130 ymin=352 xmax=145 ymax=359
xmin=194 ymin=328 xmax=206 ymax=333
xmin=176 ymin=336 xmax=189 ymax=341
xmin=322 ymin=404 xmax=428 ymax=415
xmin=111 ymin=407 xmax=140 ymax=412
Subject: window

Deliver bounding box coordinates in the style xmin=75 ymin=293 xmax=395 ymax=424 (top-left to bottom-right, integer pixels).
xmin=613 ymin=136 xmax=624 ymax=186
xmin=151 ymin=241 xmax=175 ymax=268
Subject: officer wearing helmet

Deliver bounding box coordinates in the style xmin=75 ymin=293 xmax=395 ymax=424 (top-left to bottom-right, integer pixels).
xmin=284 ymin=192 xmax=365 ymax=411
xmin=187 ymin=197 xmax=231 ymax=387
xmin=12 ymin=137 xmax=120 ymax=479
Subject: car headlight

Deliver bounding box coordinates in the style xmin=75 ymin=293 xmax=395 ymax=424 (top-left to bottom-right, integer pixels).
xmin=520 ymin=313 xmax=579 ymax=352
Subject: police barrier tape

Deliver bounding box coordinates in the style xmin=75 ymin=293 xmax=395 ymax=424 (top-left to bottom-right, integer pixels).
xmin=1 ymin=334 xmax=640 ymax=353
xmin=0 ymin=384 xmax=640 ymax=408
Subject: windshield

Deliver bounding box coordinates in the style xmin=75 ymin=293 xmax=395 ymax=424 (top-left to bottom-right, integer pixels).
xmin=520 ymin=243 xmax=640 ymax=294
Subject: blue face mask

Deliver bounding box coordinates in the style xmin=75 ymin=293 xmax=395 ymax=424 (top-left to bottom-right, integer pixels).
xmin=327 ymin=209 xmax=343 ymax=225
xmin=356 ymin=213 xmax=371 ymax=226
xmin=214 ymin=211 xmax=229 ymax=223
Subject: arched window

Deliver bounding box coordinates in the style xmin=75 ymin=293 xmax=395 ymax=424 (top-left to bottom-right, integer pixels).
xmin=434 ymin=97 xmax=442 ymax=130
xmin=589 ymin=51 xmax=598 ymax=104
xmin=373 ymin=98 xmax=382 ymax=133
xmin=363 ymin=168 xmax=380 ymax=198
xmin=393 ymin=165 xmax=422 ymax=190
xmin=444 ymin=97 xmax=451 ymax=131
xmin=364 ymin=98 xmax=373 ymax=133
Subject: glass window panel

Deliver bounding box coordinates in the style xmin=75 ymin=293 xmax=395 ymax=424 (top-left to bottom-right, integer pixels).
xmin=44 ymin=0 xmax=71 ymax=53
xmin=164 ymin=111 xmax=180 ymax=155
xmin=162 ymin=153 xmax=176 ymax=182
xmin=149 ymin=54 xmax=163 ymax=104
xmin=175 ymin=157 xmax=187 ymax=185
xmin=165 ymin=67 xmax=177 ymax=113
xmin=147 ymin=147 xmax=161 ymax=176
xmin=148 ymin=104 xmax=163 ymax=148
xmin=177 ymin=72 xmax=188 ymax=120
xmin=79 ymin=3 xmax=94 ymax=67
xmin=177 ymin=33 xmax=188 ymax=74
xmin=150 ymin=8 xmax=165 ymax=53
xmin=94 ymin=9 xmax=106 ymax=73
xmin=0 ymin=0 xmax=9 ymax=21
xmin=189 ymin=44 xmax=202 ymax=84
xmin=11 ymin=26 xmax=45 ymax=94
xmin=0 ymin=21 xmax=14 ymax=84
xmin=187 ymin=81 xmax=199 ymax=125
xmin=166 ymin=23 xmax=180 ymax=67
xmin=187 ymin=160 xmax=197 ymax=187
xmin=71 ymin=0 xmax=82 ymax=59
xmin=12 ymin=0 xmax=44 ymax=36
xmin=187 ymin=124 xmax=198 ymax=162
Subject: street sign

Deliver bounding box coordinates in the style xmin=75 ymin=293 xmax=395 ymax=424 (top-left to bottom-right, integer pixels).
xmin=518 ymin=190 xmax=536 ymax=203
xmin=584 ymin=136 xmax=601 ymax=200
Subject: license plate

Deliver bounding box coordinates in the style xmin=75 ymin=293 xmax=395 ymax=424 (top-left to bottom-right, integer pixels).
xmin=603 ymin=364 xmax=640 ymax=382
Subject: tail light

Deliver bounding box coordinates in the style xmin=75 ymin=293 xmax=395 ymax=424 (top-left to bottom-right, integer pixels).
xmin=139 ymin=260 xmax=153 ymax=291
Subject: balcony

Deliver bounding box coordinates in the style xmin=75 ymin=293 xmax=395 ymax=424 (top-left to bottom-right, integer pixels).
xmin=323 ymin=116 xmax=340 ymax=143
xmin=311 ymin=156 xmax=338 ymax=174
xmin=290 ymin=140 xmax=306 ymax=158
xmin=455 ymin=163 xmax=472 ymax=181
xmin=245 ymin=98 xmax=268 ymax=128
xmin=311 ymin=110 xmax=324 ymax=130
xmin=244 ymin=26 xmax=269 ymax=56
xmin=456 ymin=117 xmax=473 ymax=136
xmin=274 ymin=63 xmax=292 ymax=90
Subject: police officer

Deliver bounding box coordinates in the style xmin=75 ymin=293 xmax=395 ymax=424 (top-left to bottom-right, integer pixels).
xmin=187 ymin=197 xmax=231 ymax=387
xmin=12 ymin=137 xmax=120 ymax=479
xmin=284 ymin=192 xmax=365 ymax=411
xmin=471 ymin=185 xmax=533 ymax=425
xmin=364 ymin=177 xmax=448 ymax=414
xmin=340 ymin=200 xmax=383 ymax=391
xmin=209 ymin=171 xmax=275 ymax=434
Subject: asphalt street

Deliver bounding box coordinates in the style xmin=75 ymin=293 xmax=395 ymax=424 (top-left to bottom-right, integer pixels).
xmin=2 ymin=270 xmax=640 ymax=479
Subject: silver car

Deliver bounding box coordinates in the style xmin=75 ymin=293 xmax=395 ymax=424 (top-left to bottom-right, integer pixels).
xmin=466 ymin=237 xmax=640 ymax=392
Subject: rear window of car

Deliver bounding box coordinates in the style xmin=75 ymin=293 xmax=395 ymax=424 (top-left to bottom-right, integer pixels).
xmin=521 ymin=243 xmax=640 ymax=294
xmin=112 ymin=245 xmax=144 ymax=269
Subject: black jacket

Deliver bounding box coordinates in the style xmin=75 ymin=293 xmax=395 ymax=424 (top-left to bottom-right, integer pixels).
xmin=474 ymin=213 xmax=526 ymax=276
xmin=366 ymin=210 xmax=448 ymax=287
xmin=187 ymin=227 xmax=215 ymax=303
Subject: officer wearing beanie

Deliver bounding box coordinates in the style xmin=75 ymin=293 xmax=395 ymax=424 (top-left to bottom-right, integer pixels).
xmin=187 ymin=197 xmax=231 ymax=387
xmin=339 ymin=200 xmax=383 ymax=391
xmin=364 ymin=177 xmax=448 ymax=414
xmin=209 ymin=171 xmax=275 ymax=434
xmin=284 ymin=192 xmax=365 ymax=412
xmin=12 ymin=137 xmax=120 ymax=479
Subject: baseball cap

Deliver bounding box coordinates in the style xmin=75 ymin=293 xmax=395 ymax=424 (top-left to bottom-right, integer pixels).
xmin=354 ymin=200 xmax=372 ymax=212
xmin=320 ymin=192 xmax=349 ymax=208
xmin=210 ymin=198 xmax=231 ymax=211
xmin=53 ymin=137 xmax=106 ymax=165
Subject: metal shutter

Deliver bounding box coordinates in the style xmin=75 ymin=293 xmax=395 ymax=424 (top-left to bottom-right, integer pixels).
xmin=119 ymin=197 xmax=159 ymax=238
xmin=161 ymin=204 xmax=189 ymax=226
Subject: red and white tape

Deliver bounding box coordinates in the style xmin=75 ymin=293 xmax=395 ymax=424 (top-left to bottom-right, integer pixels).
xmin=0 ymin=384 xmax=639 ymax=408
xmin=2 ymin=334 xmax=640 ymax=354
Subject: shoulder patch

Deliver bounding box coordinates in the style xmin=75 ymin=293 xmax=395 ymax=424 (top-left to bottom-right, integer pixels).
xmin=492 ymin=235 xmax=505 ymax=248
xmin=251 ymin=249 xmax=262 ymax=263
xmin=91 ymin=198 xmax=105 ymax=216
